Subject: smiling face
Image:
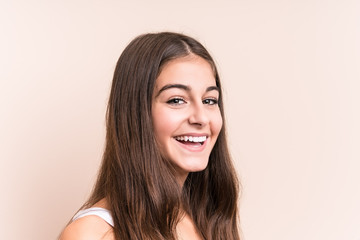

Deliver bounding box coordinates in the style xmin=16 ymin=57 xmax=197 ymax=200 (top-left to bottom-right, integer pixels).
xmin=152 ymin=55 xmax=223 ymax=184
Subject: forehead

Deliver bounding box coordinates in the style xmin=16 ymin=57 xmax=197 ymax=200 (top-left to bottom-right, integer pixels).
xmin=155 ymin=56 xmax=216 ymax=90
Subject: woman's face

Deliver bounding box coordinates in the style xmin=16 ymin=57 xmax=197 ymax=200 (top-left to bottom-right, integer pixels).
xmin=152 ymin=55 xmax=223 ymax=183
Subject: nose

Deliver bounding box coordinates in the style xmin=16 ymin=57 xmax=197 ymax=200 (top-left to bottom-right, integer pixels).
xmin=188 ymin=102 xmax=209 ymax=126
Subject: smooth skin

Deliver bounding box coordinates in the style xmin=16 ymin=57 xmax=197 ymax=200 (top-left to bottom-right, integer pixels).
xmin=60 ymin=55 xmax=221 ymax=240
xmin=152 ymin=55 xmax=222 ymax=185
xmin=59 ymin=200 xmax=114 ymax=240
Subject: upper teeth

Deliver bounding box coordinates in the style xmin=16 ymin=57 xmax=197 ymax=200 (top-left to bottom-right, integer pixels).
xmin=175 ymin=136 xmax=207 ymax=142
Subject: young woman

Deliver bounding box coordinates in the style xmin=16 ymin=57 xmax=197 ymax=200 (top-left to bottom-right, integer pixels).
xmin=60 ymin=32 xmax=240 ymax=240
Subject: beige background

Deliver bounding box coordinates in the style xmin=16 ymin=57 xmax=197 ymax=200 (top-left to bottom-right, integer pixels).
xmin=1 ymin=0 xmax=359 ymax=239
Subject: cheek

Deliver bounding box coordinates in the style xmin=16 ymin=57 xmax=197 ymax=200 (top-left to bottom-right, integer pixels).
xmin=152 ymin=107 xmax=184 ymax=141
xmin=211 ymin=111 xmax=223 ymax=136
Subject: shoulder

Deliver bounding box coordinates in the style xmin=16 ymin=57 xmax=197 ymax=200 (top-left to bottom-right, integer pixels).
xmin=59 ymin=215 xmax=114 ymax=240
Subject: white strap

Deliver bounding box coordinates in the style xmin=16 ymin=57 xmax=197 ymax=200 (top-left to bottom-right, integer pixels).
xmin=72 ymin=207 xmax=114 ymax=227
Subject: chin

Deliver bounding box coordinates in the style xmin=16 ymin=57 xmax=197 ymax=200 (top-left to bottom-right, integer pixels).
xmin=180 ymin=159 xmax=209 ymax=173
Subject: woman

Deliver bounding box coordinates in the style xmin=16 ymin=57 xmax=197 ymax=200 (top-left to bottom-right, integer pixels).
xmin=60 ymin=32 xmax=240 ymax=240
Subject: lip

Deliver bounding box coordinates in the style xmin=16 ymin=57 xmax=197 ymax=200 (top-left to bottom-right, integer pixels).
xmin=173 ymin=135 xmax=209 ymax=152
xmin=173 ymin=133 xmax=209 ymax=138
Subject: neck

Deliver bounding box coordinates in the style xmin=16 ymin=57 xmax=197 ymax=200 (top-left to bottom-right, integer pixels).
xmin=176 ymin=173 xmax=189 ymax=188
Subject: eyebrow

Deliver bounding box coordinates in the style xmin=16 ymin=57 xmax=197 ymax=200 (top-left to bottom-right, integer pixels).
xmin=155 ymin=84 xmax=219 ymax=97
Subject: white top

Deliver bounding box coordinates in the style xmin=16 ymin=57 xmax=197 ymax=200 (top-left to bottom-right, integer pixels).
xmin=72 ymin=207 xmax=114 ymax=227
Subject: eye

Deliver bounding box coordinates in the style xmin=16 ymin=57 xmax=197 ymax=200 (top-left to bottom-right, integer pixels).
xmin=203 ymin=98 xmax=218 ymax=105
xmin=166 ymin=97 xmax=186 ymax=105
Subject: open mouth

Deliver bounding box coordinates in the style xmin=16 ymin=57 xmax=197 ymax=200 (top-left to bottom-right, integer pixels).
xmin=174 ymin=135 xmax=207 ymax=146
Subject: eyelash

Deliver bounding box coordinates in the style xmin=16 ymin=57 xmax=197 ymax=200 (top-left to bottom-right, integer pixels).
xmin=166 ymin=97 xmax=219 ymax=106
xmin=166 ymin=97 xmax=186 ymax=105
xmin=203 ymin=98 xmax=218 ymax=105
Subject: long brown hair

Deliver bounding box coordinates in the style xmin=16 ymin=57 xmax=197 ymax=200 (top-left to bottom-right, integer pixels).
xmin=85 ymin=32 xmax=240 ymax=239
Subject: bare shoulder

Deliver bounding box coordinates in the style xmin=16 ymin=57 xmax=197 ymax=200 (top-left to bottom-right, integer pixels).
xmin=59 ymin=215 xmax=114 ymax=240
